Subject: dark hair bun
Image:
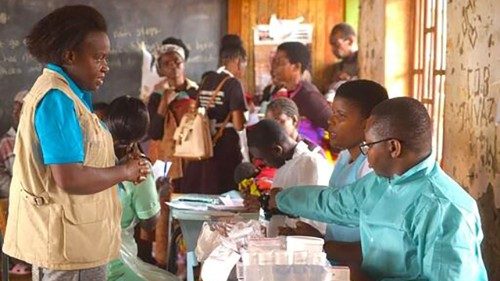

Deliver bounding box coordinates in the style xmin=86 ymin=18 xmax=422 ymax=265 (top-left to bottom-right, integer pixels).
xmin=221 ymin=34 xmax=243 ymax=48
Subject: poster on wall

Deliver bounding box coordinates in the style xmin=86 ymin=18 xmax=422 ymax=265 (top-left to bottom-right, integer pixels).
xmin=253 ymin=15 xmax=313 ymax=96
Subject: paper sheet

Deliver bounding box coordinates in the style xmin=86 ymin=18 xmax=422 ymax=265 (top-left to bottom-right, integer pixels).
xmin=209 ymin=196 xmax=245 ymax=211
xmin=219 ymin=195 xmax=244 ymax=207
xmin=201 ymin=245 xmax=241 ymax=281
xmin=151 ymin=160 xmax=172 ymax=180
xmin=166 ymin=201 xmax=208 ymax=211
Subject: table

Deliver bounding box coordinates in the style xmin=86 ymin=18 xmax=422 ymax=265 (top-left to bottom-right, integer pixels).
xmin=167 ymin=203 xmax=259 ymax=281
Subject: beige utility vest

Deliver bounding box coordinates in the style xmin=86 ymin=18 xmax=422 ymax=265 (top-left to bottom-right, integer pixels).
xmin=2 ymin=69 xmax=121 ymax=270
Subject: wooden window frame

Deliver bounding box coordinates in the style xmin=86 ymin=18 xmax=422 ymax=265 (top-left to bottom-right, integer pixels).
xmin=411 ymin=0 xmax=447 ymax=162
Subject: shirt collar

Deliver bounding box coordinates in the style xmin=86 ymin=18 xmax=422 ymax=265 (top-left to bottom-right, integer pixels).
xmin=216 ymin=66 xmax=234 ymax=77
xmin=46 ymin=63 xmax=93 ymax=110
xmin=346 ymin=149 xmax=366 ymax=165
xmin=388 ymin=153 xmax=436 ymax=186
xmin=289 ymin=141 xmax=309 ymax=161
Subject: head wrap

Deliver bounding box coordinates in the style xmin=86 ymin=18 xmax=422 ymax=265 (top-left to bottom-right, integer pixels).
xmin=154 ymin=44 xmax=185 ymax=61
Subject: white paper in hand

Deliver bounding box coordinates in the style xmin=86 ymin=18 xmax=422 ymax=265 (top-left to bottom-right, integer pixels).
xmin=151 ymin=160 xmax=172 ymax=180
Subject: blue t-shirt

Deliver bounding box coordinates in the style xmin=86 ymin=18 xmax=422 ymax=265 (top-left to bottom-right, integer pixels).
xmin=325 ymin=150 xmax=370 ymax=242
xmin=34 ymin=64 xmax=94 ymax=165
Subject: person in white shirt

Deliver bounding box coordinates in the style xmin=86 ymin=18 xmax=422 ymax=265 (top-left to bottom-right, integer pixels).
xmin=247 ymin=119 xmax=333 ymax=236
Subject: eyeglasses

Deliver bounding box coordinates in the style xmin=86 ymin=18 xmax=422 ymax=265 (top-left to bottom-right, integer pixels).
xmin=359 ymin=138 xmax=401 ymax=155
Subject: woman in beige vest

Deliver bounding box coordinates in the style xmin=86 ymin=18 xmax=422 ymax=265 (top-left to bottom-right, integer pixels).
xmin=2 ymin=5 xmax=149 ymax=281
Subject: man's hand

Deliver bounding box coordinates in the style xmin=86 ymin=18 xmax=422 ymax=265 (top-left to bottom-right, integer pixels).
xmin=278 ymin=226 xmax=296 ymax=236
xmin=293 ymin=221 xmax=323 ymax=238
xmin=278 ymin=221 xmax=323 ymax=238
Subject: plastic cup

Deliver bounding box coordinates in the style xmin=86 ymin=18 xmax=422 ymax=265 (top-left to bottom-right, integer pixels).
xmin=286 ymin=236 xmax=325 ymax=253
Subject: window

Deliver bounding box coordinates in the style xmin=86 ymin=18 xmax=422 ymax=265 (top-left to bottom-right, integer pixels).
xmin=411 ymin=0 xmax=447 ymax=162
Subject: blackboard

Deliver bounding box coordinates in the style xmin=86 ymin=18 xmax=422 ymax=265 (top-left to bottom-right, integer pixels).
xmin=0 ymin=0 xmax=227 ymax=135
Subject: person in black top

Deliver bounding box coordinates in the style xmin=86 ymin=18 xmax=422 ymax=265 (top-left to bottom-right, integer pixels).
xmin=181 ymin=34 xmax=247 ymax=194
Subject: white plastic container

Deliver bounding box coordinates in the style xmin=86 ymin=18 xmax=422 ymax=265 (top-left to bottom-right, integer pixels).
xmin=286 ymin=236 xmax=325 ymax=253
xmin=273 ymin=251 xmax=289 ymax=265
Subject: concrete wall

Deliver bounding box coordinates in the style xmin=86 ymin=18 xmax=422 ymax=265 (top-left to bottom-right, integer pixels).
xmin=358 ymin=0 xmax=385 ymax=84
xmin=442 ymin=0 xmax=500 ymax=279
xmin=356 ymin=0 xmax=499 ymax=278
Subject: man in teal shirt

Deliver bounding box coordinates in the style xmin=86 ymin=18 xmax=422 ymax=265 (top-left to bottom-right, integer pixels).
xmin=270 ymin=97 xmax=488 ymax=280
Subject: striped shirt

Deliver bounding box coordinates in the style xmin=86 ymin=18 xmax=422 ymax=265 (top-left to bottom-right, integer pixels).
xmin=198 ymin=67 xmax=246 ymax=123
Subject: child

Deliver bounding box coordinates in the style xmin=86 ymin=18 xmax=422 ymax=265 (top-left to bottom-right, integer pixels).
xmin=265 ymin=97 xmax=324 ymax=155
xmin=249 ymin=97 xmax=325 ymax=195
xmin=105 ymin=96 xmax=178 ymax=281
xmin=246 ymin=119 xmax=332 ymax=237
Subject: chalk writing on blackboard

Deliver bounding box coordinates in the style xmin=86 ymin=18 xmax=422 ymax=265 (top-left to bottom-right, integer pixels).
xmin=0 ymin=0 xmax=227 ymax=136
xmin=0 ymin=12 xmax=7 ymax=24
xmin=113 ymin=29 xmax=132 ymax=39
xmin=136 ymin=27 xmax=161 ymax=38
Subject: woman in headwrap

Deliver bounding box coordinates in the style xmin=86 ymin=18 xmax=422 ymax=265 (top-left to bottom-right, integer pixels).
xmin=148 ymin=37 xmax=198 ymax=187
xmin=146 ymin=37 xmax=198 ymax=271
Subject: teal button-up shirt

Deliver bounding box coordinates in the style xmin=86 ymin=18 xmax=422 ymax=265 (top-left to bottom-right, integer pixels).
xmin=277 ymin=155 xmax=487 ymax=281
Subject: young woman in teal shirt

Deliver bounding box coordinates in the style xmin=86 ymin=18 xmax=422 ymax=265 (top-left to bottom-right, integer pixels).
xmin=105 ymin=96 xmax=178 ymax=281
